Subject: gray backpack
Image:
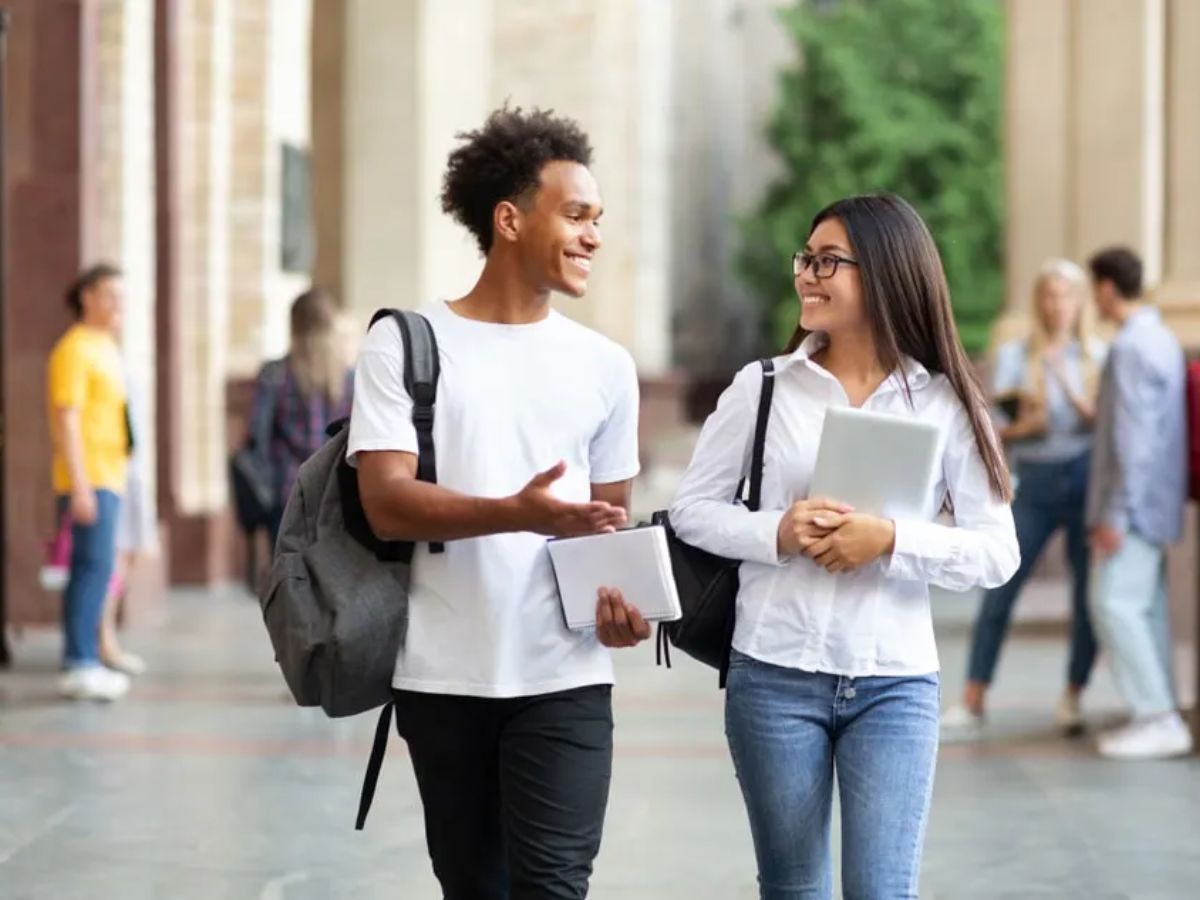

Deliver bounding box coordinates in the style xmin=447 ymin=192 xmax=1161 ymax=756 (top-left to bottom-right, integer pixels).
xmin=259 ymin=307 xmax=441 ymax=829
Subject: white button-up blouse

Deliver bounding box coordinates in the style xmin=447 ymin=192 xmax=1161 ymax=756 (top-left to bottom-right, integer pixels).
xmin=669 ymin=335 xmax=1020 ymax=677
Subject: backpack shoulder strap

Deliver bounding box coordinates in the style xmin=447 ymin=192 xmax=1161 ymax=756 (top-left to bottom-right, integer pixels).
xmin=745 ymin=358 xmax=775 ymax=513
xmin=369 ymin=308 xmax=444 ymax=554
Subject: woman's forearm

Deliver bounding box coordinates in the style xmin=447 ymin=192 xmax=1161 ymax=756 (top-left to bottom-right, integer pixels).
xmin=56 ymin=407 xmax=90 ymax=493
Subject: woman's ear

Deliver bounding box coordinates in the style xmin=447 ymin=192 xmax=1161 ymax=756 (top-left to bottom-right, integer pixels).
xmin=494 ymin=200 xmax=522 ymax=244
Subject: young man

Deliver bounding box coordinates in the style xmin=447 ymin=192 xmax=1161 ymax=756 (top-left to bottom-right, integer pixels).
xmin=1086 ymin=246 xmax=1193 ymax=759
xmin=347 ymin=107 xmax=651 ymax=897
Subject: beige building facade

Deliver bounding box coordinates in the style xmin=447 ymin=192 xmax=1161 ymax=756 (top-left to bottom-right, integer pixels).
xmin=1005 ymin=0 xmax=1200 ymax=339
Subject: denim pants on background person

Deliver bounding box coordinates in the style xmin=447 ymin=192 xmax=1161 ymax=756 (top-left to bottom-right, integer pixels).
xmin=1090 ymin=530 xmax=1177 ymax=718
xmin=724 ymin=650 xmax=940 ymax=900
xmin=58 ymin=489 xmax=121 ymax=669
xmin=966 ymin=452 xmax=1096 ymax=688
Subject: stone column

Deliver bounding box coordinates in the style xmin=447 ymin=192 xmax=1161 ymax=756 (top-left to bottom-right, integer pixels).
xmin=2 ymin=0 xmax=100 ymax=625
xmin=1158 ymin=0 xmax=1200 ymax=342
xmin=1003 ymin=0 xmax=1073 ymax=315
xmin=313 ymin=0 xmax=491 ymax=331
xmin=1005 ymin=0 xmax=1168 ymax=313
xmin=225 ymin=0 xmax=313 ymax=377
xmin=93 ymin=0 xmax=162 ymax=610
xmin=161 ymin=0 xmax=236 ymax=583
xmin=1070 ymin=0 xmax=1166 ymax=277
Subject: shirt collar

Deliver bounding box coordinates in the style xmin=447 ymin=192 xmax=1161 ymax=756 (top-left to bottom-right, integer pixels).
xmin=782 ymin=331 xmax=933 ymax=392
xmin=1125 ymin=305 xmax=1161 ymax=328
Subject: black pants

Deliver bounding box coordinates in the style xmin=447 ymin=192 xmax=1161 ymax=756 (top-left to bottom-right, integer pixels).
xmin=393 ymin=685 xmax=614 ymax=900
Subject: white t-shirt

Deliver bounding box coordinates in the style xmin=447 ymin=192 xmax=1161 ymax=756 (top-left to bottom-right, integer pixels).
xmin=347 ymin=301 xmax=641 ymax=698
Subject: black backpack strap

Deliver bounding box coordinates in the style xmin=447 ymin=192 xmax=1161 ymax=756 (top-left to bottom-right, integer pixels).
xmin=369 ymin=308 xmax=444 ymax=555
xmin=718 ymin=358 xmax=775 ymax=690
xmin=742 ymin=358 xmax=776 ymax=512
xmin=355 ymin=701 xmax=394 ymax=830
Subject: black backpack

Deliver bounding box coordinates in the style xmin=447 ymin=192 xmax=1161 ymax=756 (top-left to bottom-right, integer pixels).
xmin=230 ymin=360 xmax=286 ymax=533
xmin=651 ymin=359 xmax=775 ymax=687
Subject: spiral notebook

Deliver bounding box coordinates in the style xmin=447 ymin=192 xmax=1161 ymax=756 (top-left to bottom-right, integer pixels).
xmin=546 ymin=525 xmax=683 ymax=631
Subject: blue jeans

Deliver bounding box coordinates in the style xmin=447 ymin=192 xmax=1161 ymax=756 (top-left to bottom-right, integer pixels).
xmin=725 ymin=651 xmax=940 ymax=900
xmin=58 ymin=490 xmax=121 ymax=669
xmin=1090 ymin=531 xmax=1177 ymax=718
xmin=966 ymin=452 xmax=1096 ymax=688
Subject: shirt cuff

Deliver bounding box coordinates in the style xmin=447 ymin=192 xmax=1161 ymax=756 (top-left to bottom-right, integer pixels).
xmin=884 ymin=518 xmax=955 ymax=581
xmin=745 ymin=510 xmax=787 ymax=566
xmin=1099 ymin=504 xmax=1130 ymax=535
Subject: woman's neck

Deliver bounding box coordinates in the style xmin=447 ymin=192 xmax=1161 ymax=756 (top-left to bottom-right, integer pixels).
xmin=814 ymin=331 xmax=889 ymax=405
xmin=1044 ymin=330 xmax=1072 ymax=351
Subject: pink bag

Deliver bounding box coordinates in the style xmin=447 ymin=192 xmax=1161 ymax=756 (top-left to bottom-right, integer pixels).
xmin=40 ymin=510 xmax=126 ymax=595
xmin=40 ymin=515 xmax=72 ymax=591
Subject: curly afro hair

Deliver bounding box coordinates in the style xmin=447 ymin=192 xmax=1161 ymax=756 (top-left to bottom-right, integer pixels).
xmin=441 ymin=106 xmax=594 ymax=255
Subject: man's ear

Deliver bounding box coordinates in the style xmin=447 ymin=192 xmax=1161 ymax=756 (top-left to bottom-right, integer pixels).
xmin=494 ymin=200 xmax=522 ymax=244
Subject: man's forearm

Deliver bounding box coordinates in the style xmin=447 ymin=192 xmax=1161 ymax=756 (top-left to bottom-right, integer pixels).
xmin=360 ymin=473 xmax=523 ymax=542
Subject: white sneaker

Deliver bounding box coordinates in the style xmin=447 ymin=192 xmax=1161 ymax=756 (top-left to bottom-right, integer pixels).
xmin=1055 ymin=692 xmax=1085 ymax=736
xmin=940 ymin=704 xmax=986 ymax=743
xmin=1097 ymin=713 xmax=1194 ymax=760
xmin=58 ymin=665 xmax=131 ymax=702
xmin=103 ymin=651 xmax=147 ymax=677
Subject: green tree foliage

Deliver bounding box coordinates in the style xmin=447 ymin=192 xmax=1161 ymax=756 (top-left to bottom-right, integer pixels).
xmin=740 ymin=0 xmax=1004 ymax=354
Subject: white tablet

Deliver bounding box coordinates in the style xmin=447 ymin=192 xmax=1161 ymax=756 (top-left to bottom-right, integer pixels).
xmin=808 ymin=406 xmax=941 ymax=519
xmin=546 ymin=526 xmax=682 ymax=631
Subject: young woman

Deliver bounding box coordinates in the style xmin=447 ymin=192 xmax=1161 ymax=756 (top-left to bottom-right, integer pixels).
xmin=48 ymin=264 xmax=132 ymax=701
xmin=943 ymin=260 xmax=1106 ymax=739
xmin=670 ymin=194 xmax=1018 ymax=898
xmin=248 ymin=288 xmax=355 ymax=546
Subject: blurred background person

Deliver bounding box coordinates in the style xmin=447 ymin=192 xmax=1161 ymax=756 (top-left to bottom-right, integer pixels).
xmin=247 ymin=288 xmax=355 ymax=549
xmin=47 ymin=264 xmax=132 ymax=701
xmin=1086 ymin=247 xmax=1192 ymax=760
xmin=943 ymin=259 xmax=1106 ymax=739
xmin=99 ymin=343 xmax=153 ymax=677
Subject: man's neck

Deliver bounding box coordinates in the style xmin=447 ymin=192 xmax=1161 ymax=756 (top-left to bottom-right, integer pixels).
xmin=1111 ymin=299 xmax=1148 ymax=328
xmin=449 ymin=256 xmax=552 ymax=325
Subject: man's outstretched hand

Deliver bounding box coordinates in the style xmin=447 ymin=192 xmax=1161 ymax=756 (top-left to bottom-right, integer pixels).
xmin=510 ymin=461 xmax=627 ymax=537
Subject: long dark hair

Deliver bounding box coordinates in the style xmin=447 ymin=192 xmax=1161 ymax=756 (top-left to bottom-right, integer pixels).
xmin=65 ymin=262 xmax=122 ymax=320
xmin=786 ymin=194 xmax=1012 ymax=501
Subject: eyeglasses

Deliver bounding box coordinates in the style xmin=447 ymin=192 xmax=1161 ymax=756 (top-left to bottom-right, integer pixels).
xmin=793 ymin=251 xmax=859 ymax=279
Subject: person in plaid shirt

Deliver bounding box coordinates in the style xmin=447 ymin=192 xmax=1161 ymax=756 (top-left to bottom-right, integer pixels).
xmin=249 ymin=289 xmax=354 ymax=545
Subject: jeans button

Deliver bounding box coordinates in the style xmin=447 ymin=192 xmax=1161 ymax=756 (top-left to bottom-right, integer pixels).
xmin=844 ymin=687 xmax=857 ymax=700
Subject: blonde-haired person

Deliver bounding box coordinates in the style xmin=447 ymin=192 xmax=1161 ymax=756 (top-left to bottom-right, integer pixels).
xmin=248 ymin=288 xmax=355 ymax=546
xmin=943 ymin=259 xmax=1107 ymax=739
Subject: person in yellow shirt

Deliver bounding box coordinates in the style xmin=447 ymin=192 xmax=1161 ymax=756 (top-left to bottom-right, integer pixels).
xmin=47 ymin=263 xmax=132 ymax=701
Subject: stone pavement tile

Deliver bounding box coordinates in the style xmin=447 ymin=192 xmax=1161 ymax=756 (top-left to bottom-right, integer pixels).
xmin=2 ymin=585 xmax=1199 ymax=899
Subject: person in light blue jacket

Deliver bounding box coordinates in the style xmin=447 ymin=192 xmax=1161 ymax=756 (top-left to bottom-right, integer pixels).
xmin=1085 ymin=246 xmax=1191 ymax=760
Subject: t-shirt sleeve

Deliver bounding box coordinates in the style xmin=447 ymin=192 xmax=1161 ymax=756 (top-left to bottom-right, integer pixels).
xmin=48 ymin=337 xmax=88 ymax=411
xmin=346 ymin=319 xmax=417 ymax=465
xmin=588 ymin=350 xmax=641 ymax=483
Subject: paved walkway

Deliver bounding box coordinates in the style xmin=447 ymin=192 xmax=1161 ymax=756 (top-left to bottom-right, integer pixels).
xmin=1 ymin=584 xmax=1197 ymax=899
